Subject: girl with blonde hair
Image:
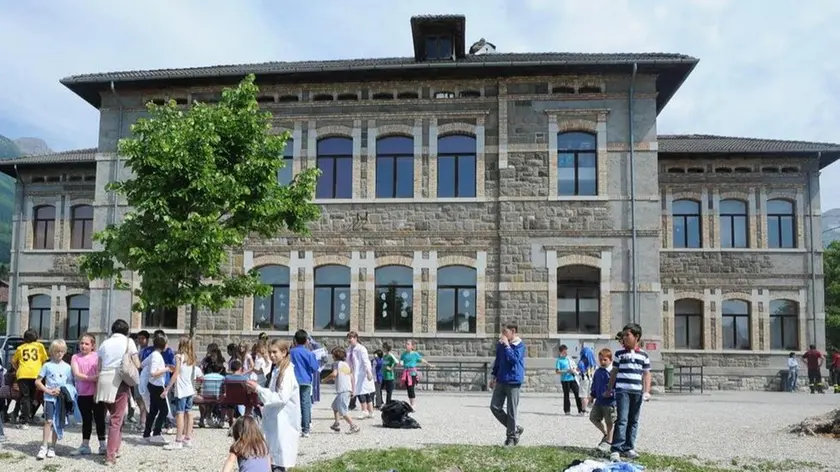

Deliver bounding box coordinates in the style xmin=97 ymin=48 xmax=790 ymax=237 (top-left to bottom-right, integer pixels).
xmin=162 ymin=336 xmax=198 ymax=450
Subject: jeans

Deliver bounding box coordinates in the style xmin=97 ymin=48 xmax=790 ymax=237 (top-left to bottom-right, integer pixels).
xmin=489 ymin=382 xmax=521 ymax=439
xmin=788 ymin=367 xmax=798 ymax=392
xmin=561 ymin=380 xmax=583 ymax=414
xmin=611 ymin=391 xmax=643 ymax=453
xmin=17 ymin=379 xmax=37 ymax=424
xmin=144 ymin=384 xmax=168 ymax=437
xmin=374 ymin=382 xmax=383 ymax=408
xmin=77 ymin=395 xmax=106 ymax=441
xmin=105 ymin=382 xmax=130 ymax=462
xmin=383 ymin=379 xmax=395 ymax=404
xmin=299 ymin=384 xmax=312 ymax=433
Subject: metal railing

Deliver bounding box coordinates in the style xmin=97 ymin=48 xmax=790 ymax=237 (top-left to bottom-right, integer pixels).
xmin=410 ymin=361 xmax=490 ymax=392
xmin=673 ymin=365 xmax=704 ymax=394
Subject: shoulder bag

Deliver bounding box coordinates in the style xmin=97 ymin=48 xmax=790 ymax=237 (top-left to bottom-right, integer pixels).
xmin=120 ymin=336 xmax=140 ymax=387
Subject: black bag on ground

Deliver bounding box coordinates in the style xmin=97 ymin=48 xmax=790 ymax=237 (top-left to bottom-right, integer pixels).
xmin=380 ymin=400 xmax=421 ymax=429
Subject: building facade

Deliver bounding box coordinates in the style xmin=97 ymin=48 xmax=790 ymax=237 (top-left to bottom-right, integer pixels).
xmin=2 ymin=15 xmax=838 ymax=390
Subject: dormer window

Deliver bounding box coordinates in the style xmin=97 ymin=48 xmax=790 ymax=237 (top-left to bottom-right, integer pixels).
xmin=425 ymin=35 xmax=453 ymax=60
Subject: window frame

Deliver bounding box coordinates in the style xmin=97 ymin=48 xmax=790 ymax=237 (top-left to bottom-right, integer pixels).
xmin=424 ymin=35 xmax=454 ymax=60
xmin=374 ymin=265 xmax=413 ymax=332
xmin=719 ymin=199 xmax=748 ymax=248
xmin=65 ymin=294 xmax=90 ymax=340
xmin=672 ymin=199 xmax=703 ymax=248
xmin=556 ymin=284 xmax=600 ymax=334
xmin=769 ymin=299 xmax=799 ymax=351
xmin=315 ymin=137 xmax=353 ymax=199
xmin=70 ymin=204 xmax=94 ymax=250
xmin=556 ymin=132 xmax=598 ymax=196
xmin=277 ymin=138 xmax=295 ymax=186
xmin=436 ymin=134 xmax=477 ymax=198
xmin=435 ymin=265 xmax=477 ymax=333
xmin=721 ymin=299 xmax=751 ymax=350
xmin=28 ymin=294 xmax=51 ymax=338
xmin=253 ymin=265 xmax=291 ymax=331
xmin=142 ymin=306 xmax=178 ymax=330
xmin=313 ymin=265 xmax=351 ymax=331
xmin=767 ymin=199 xmax=796 ymax=248
xmin=375 ymin=136 xmax=414 ymax=198
xmin=33 ymin=205 xmax=56 ymax=250
xmin=673 ymin=299 xmax=703 ymax=350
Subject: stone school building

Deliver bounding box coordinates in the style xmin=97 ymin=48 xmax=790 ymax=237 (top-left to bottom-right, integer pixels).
xmin=2 ymin=15 xmax=837 ymax=390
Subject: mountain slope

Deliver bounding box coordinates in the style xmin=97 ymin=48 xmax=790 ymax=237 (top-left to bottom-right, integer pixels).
xmin=13 ymin=137 xmax=50 ymax=156
xmin=823 ymin=209 xmax=840 ymax=247
xmin=0 ymin=135 xmax=21 ymax=264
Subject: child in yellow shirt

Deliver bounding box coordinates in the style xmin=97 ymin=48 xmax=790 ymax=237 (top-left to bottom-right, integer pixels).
xmin=12 ymin=329 xmax=48 ymax=426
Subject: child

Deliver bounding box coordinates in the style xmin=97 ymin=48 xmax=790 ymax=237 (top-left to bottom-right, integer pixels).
xmin=324 ymin=347 xmax=359 ymax=434
xmin=606 ymin=323 xmax=651 ymax=462
xmin=142 ymin=334 xmax=171 ymax=444
xmin=245 ymin=340 xmax=301 ymax=472
xmin=555 ymin=344 xmax=583 ymax=416
xmin=34 ymin=339 xmax=72 ymax=460
xmin=239 ymin=342 xmax=254 ymax=376
xmin=399 ymin=340 xmax=431 ymax=408
xmin=381 ymin=343 xmax=398 ymax=404
xmin=290 ymin=330 xmax=319 ymax=438
xmin=70 ymin=333 xmax=106 ymax=455
xmin=589 ymin=348 xmax=616 ymax=452
xmin=12 ymin=328 xmax=48 ymax=427
xmin=372 ymin=349 xmax=384 ymax=409
xmin=787 ymin=352 xmax=799 ymax=392
xmin=221 ymin=416 xmax=271 ymax=472
xmin=163 ymin=336 xmax=198 ymax=450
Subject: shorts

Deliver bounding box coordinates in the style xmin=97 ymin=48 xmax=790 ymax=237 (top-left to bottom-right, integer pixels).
xmin=174 ymin=396 xmax=194 ymax=413
xmin=44 ymin=401 xmax=55 ymax=421
xmin=589 ymin=403 xmax=617 ymax=426
xmin=332 ymin=392 xmax=350 ymax=416
xmin=355 ymin=393 xmax=372 ymax=404
xmin=579 ymin=376 xmax=592 ymax=396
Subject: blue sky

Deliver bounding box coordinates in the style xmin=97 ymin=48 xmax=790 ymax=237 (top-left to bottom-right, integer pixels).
xmin=2 ymin=0 xmax=840 ymax=208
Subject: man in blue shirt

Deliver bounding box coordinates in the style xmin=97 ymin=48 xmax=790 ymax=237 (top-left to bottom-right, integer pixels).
xmin=489 ymin=322 xmax=526 ymax=446
xmin=290 ymin=330 xmax=319 ymax=437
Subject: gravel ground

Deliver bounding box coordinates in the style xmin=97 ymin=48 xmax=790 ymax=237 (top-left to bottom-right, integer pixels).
xmin=0 ymin=390 xmax=835 ymax=470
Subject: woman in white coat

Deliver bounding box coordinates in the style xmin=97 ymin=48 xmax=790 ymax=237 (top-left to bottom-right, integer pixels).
xmin=347 ymin=331 xmax=376 ymax=419
xmin=246 ymin=340 xmax=300 ymax=471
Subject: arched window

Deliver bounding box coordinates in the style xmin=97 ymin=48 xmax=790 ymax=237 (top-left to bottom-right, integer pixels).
xmin=672 ymin=199 xmax=702 ymax=248
xmin=277 ymin=139 xmax=294 ymax=186
xmin=722 ymin=299 xmax=751 ymax=350
xmin=770 ymin=299 xmax=799 ymax=350
xmin=316 ymin=137 xmax=352 ymax=199
xmin=33 ymin=205 xmax=56 ymax=249
xmin=66 ymin=294 xmax=90 ymax=340
xmin=254 ymin=265 xmax=291 ymax=331
xmin=674 ymin=299 xmax=703 ymax=349
xmin=28 ymin=294 xmax=51 ymax=338
xmin=556 ymin=265 xmax=600 ymax=334
xmin=71 ymin=205 xmax=94 ymax=249
xmin=143 ymin=306 xmax=178 ymax=329
xmin=557 ymin=132 xmax=597 ymax=196
xmin=375 ymin=136 xmax=414 ymax=198
xmin=314 ymin=265 xmax=351 ymax=331
xmin=437 ymin=135 xmax=476 ymax=198
xmin=374 ymin=265 xmax=413 ymax=332
xmin=719 ymin=199 xmax=748 ymax=248
xmin=436 ymin=265 xmax=477 ymax=333
xmin=767 ymin=199 xmax=795 ymax=248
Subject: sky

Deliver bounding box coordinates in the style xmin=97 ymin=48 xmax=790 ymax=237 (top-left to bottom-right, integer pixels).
xmin=2 ymin=0 xmax=840 ymax=207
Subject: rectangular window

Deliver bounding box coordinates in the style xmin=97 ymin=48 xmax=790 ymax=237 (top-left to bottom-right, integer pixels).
xmin=438 ymin=156 xmax=476 ymax=198
xmin=722 ymin=315 xmax=750 ymax=350
xmin=316 ymin=157 xmax=353 ymax=199
xmin=558 ymin=152 xmax=597 ymax=196
xmin=424 ymin=35 xmax=453 ymax=60
xmin=143 ymin=307 xmax=178 ymax=329
xmin=674 ymin=314 xmax=702 ymax=349
xmin=375 ymin=156 xmax=413 ymax=198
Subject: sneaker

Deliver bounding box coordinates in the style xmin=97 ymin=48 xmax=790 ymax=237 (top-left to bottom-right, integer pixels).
xmin=301 ymin=432 xmax=310 ymax=438
xmin=329 ymin=422 xmax=341 ymax=432
xmin=622 ymin=450 xmax=640 ymax=460
xmin=163 ymin=428 xmax=176 ymax=435
xmin=198 ymin=420 xmax=206 ymax=428
xmin=149 ymin=435 xmax=167 ymax=445
xmin=579 ymin=411 xmax=587 ymax=417
xmin=47 ymin=448 xmax=56 ymax=458
xmin=515 ymin=425 xmax=524 ymax=437
xmin=609 ymin=452 xmax=620 ymax=462
xmin=564 ymin=412 xmax=571 ymax=416
xmin=16 ymin=424 xmax=28 ymax=430
xmin=36 ymin=446 xmax=48 ymax=460
xmin=346 ymin=425 xmax=360 ymax=435
xmin=163 ymin=441 xmax=183 ymax=450
xmin=183 ymin=439 xmax=193 ymax=448
xmin=503 ymin=437 xmax=515 ymax=447
xmin=71 ymin=445 xmax=92 ymax=456
xmin=597 ymin=441 xmax=611 ymax=452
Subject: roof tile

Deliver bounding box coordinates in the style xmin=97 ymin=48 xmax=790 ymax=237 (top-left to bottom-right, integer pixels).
xmin=0 ymin=148 xmax=97 ymax=166
xmin=658 ymin=134 xmax=840 ymax=154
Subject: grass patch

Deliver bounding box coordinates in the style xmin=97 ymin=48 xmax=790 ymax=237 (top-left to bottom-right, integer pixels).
xmin=41 ymin=465 xmax=60 ymax=472
xmin=296 ymin=445 xmax=828 ymax=472
xmin=0 ymin=452 xmax=24 ymax=463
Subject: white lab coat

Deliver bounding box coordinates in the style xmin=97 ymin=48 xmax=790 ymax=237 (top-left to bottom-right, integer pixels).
xmin=256 ymin=363 xmax=301 ymax=469
xmin=349 ymin=344 xmax=375 ymax=396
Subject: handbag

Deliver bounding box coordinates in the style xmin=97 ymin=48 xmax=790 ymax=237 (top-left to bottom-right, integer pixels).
xmin=119 ymin=336 xmax=139 ymax=387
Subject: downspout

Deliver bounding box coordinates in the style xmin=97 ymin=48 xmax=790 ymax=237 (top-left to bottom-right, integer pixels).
xmin=629 ymin=63 xmax=639 ymax=323
xmin=808 ymin=153 xmax=819 ymax=346
xmin=107 ymin=81 xmax=124 ymax=330
xmin=7 ymin=164 xmax=24 ymax=335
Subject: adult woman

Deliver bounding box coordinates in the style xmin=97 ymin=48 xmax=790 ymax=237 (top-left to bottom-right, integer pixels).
xmin=95 ymin=319 xmax=140 ymax=466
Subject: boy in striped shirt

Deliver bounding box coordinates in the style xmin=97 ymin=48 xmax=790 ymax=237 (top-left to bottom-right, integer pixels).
xmin=605 ymin=323 xmax=651 ymax=462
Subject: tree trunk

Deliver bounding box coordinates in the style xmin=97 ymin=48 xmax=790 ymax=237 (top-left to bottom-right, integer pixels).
xmin=790 ymin=409 xmax=840 ymax=437
xmin=189 ymin=304 xmax=198 ymax=340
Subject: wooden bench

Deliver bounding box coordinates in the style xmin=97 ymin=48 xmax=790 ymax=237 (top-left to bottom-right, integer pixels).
xmin=193 ymin=378 xmax=261 ymax=412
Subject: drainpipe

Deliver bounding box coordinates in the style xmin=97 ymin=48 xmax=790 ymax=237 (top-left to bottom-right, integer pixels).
xmin=629 ymin=63 xmax=639 ymax=323
xmin=7 ymin=164 xmax=24 ymax=335
xmin=107 ymin=81 xmax=124 ymax=331
xmin=808 ymin=154 xmax=819 ymax=346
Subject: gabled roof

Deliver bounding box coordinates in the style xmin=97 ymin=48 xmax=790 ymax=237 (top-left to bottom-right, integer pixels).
xmin=60 ymin=52 xmax=699 ymax=113
xmin=0 ymin=148 xmax=97 ymax=178
xmin=658 ymin=134 xmax=840 ymax=169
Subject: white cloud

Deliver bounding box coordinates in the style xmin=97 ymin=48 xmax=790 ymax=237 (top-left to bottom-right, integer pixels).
xmin=1 ymin=0 xmax=839 ymax=208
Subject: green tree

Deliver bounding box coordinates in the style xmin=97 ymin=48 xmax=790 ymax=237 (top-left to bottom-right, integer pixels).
xmin=80 ymin=75 xmax=320 ymax=338
xmin=823 ymin=241 xmax=840 ymax=350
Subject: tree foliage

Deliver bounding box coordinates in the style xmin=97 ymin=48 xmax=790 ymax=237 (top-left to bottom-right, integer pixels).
xmin=80 ymin=75 xmax=321 ymax=337
xmin=824 ymin=241 xmax=840 ymax=350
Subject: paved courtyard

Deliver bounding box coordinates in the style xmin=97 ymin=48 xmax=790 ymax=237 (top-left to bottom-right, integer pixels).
xmin=0 ymin=390 xmax=835 ymax=470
